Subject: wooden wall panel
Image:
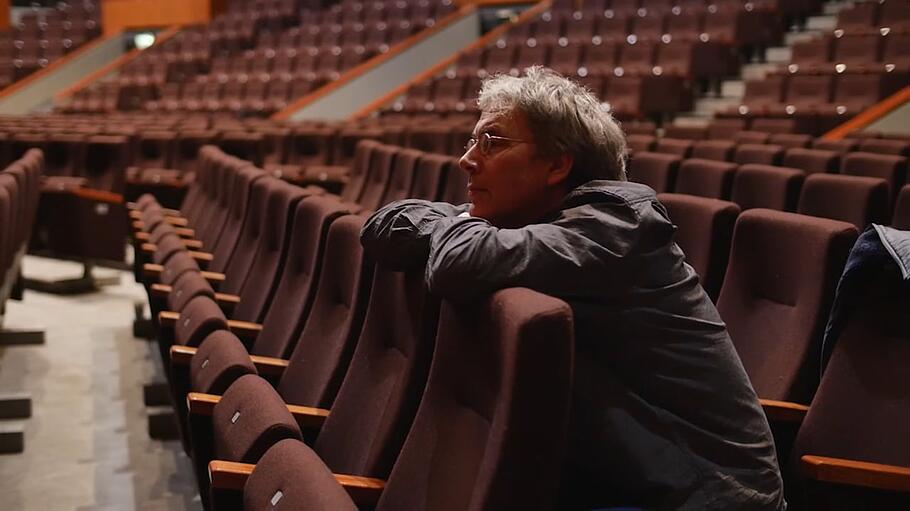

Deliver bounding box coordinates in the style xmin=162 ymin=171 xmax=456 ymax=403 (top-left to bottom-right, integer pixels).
xmin=101 ymin=0 xmax=227 ymax=35
xmin=0 ymin=0 xmax=9 ymax=30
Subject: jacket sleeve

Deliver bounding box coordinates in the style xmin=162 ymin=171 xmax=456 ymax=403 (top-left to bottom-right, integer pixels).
xmin=425 ymin=201 xmax=643 ymax=301
xmin=360 ymin=199 xmax=470 ymax=271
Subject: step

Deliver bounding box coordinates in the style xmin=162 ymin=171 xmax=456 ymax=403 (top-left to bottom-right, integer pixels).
xmin=806 ymin=14 xmax=838 ymax=32
xmin=671 ymin=116 xmax=712 ymax=128
xmin=694 ymin=96 xmax=740 ymax=115
xmin=721 ymin=80 xmax=745 ymax=99
xmin=766 ymin=46 xmax=792 ymax=64
xmin=824 ymin=1 xmax=854 ymax=16
xmin=741 ymin=63 xmax=781 ymax=81
xmin=785 ymin=30 xmax=823 ymax=46
xmin=0 ymin=422 xmax=25 ymax=454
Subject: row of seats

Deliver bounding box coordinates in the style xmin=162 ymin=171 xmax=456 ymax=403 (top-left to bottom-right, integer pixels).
xmin=0 ymin=1 xmax=100 ymax=88
xmin=787 ymin=31 xmax=910 ymax=75
xmin=128 ymin=146 xmax=575 ymax=509
xmin=629 ymin=150 xmax=909 ymax=231
xmin=58 ymin=0 xmax=456 ymax=115
xmin=0 ymin=149 xmax=42 ymax=310
xmin=128 ymin=143 xmax=908 ymax=509
xmin=837 ymin=0 xmax=910 ymax=32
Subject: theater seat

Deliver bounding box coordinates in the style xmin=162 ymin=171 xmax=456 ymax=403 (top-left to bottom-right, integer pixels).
xmin=798 ymin=174 xmax=891 ymax=231
xmin=628 ymin=151 xmax=681 ymax=193
xmin=782 ymin=148 xmax=840 ymax=175
xmin=731 ymin=164 xmax=805 ymax=212
xmin=894 ymin=185 xmax=910 ymax=229
xmin=658 ymin=193 xmax=739 ymax=300
xmin=674 ymin=158 xmax=738 ymax=200
xmin=213 ymin=287 xmax=574 ymax=511
xmin=717 ymin=209 xmax=857 ymax=404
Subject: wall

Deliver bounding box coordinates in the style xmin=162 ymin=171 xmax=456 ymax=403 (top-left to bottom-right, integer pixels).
xmin=100 ymin=0 xmax=227 ymax=34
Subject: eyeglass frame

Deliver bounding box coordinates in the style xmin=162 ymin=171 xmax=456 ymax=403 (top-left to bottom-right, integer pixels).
xmin=464 ymin=131 xmax=532 ymax=156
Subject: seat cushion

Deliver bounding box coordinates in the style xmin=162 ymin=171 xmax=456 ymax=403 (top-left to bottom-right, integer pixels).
xmin=169 ymin=270 xmax=216 ymax=312
xmin=161 ymin=250 xmax=201 ymax=286
xmin=152 ymin=232 xmax=187 ymax=265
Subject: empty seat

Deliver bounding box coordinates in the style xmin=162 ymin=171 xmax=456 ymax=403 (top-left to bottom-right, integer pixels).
xmin=733 ymin=143 xmax=785 ymax=166
xmin=798 ymin=174 xmax=891 ymax=231
xmin=658 ymin=193 xmax=739 ymax=300
xmin=857 ymin=138 xmax=910 ymax=157
xmin=675 ymin=158 xmax=738 ymax=200
xmin=731 ymin=164 xmax=805 ymax=212
xmin=768 ymin=133 xmax=812 ymax=149
xmin=717 ymin=209 xmax=857 ymax=404
xmin=626 ymin=134 xmax=656 ymax=153
xmin=409 ymin=153 xmax=448 ymax=201
xmin=628 ymin=151 xmax=681 ymax=193
xmin=893 ymin=184 xmax=910 ymax=229
xmin=782 ymin=148 xmax=840 ymax=175
xmin=653 ymin=138 xmax=693 ymax=158
xmin=812 ymin=138 xmax=858 ymax=153
xmin=840 ymin=152 xmax=908 ymax=200
xmin=229 ymin=287 xmax=574 ymax=511
xmin=380 ymin=148 xmax=422 ymax=205
xmin=691 ymin=140 xmax=736 ymax=162
xmin=357 ymin=143 xmax=396 ymax=211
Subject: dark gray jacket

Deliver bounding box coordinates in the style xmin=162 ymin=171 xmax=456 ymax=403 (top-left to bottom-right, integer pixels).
xmin=361 ymin=180 xmax=785 ymax=510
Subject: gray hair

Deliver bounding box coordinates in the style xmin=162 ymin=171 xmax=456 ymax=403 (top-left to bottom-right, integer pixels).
xmin=477 ymin=66 xmax=627 ymax=185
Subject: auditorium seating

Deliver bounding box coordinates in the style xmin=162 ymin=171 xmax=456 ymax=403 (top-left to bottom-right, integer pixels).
xmin=717 ymin=209 xmax=857 ymax=404
xmin=208 ymin=287 xmax=574 ymax=511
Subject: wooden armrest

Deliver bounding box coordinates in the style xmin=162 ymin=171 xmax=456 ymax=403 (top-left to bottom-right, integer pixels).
xmin=133 ymin=220 xmax=146 ymax=231
xmin=760 ymin=399 xmax=809 ymax=423
xmin=166 ymin=216 xmax=189 ymax=227
xmin=170 ymin=346 xmax=287 ymax=378
xmin=151 ymin=283 xmax=171 ymax=298
xmin=135 ymin=231 xmax=151 ymax=242
xmin=208 ymin=460 xmax=385 ymax=505
xmin=159 ymin=310 xmax=179 ymax=327
xmin=129 ymin=210 xmax=143 ymax=219
xmin=336 ymin=474 xmax=386 ymax=507
xmin=209 ymin=460 xmax=254 ymax=491
xmin=143 ymin=263 xmax=164 ymax=278
xmin=801 ymin=455 xmax=910 ymax=493
xmin=175 ymin=227 xmax=196 ymax=238
xmin=161 ymin=208 xmax=181 ymax=216
xmin=227 ymin=319 xmax=262 ymax=341
xmin=73 ymin=187 xmax=124 ymax=204
xmin=190 ymin=250 xmax=214 ymax=263
xmin=170 ymin=344 xmax=197 ymax=366
xmin=249 ymin=355 xmax=288 ymax=378
xmin=140 ymin=244 xmax=212 ymax=263
xmin=188 ymin=392 xmax=328 ymax=430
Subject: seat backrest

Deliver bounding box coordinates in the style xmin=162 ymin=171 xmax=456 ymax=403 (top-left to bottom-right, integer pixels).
xmin=209 ymin=167 xmax=267 ymax=275
xmin=857 ymin=138 xmax=910 ymax=157
xmin=768 ymin=133 xmax=812 ymax=149
xmin=675 ymin=158 xmax=738 ymax=199
xmin=628 ymin=151 xmax=681 ymax=193
xmin=339 ymin=139 xmax=379 ymax=203
xmin=251 ymin=196 xmax=355 ymax=359
xmin=658 ymin=193 xmax=740 ymax=300
xmin=409 ymin=153 xmax=448 ymax=200
xmin=439 ymin=156 xmax=468 ymax=204
xmin=691 ymin=140 xmax=736 ymax=161
xmin=782 ymin=148 xmax=839 ymax=175
xmin=380 ymin=147 xmax=423 ymax=205
xmin=731 ymin=164 xmax=805 ymax=212
xmin=357 ymin=143 xmax=397 ymax=211
xmin=654 ymin=137 xmax=693 ymax=158
xmin=230 ymin=181 xmax=310 ymax=323
xmin=812 ymin=138 xmax=858 ymax=153
xmin=376 ymin=288 xmax=574 ymax=511
xmin=734 ymin=143 xmax=784 ymax=166
xmin=792 ymin=264 xmax=910 ymax=474
xmin=263 ymin=212 xmax=372 ymax=408
xmin=797 ymin=173 xmax=891 ymax=231
xmin=840 ymin=152 xmax=908 ymax=201
xmin=306 ymin=267 xmax=441 ymax=480
xmin=717 ymin=209 xmax=857 ymax=403
xmin=83 ymin=135 xmax=131 ymax=192
xmin=894 ymin=184 xmax=910 ymax=229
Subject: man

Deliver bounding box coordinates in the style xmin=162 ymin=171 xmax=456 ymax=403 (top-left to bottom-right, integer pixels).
xmin=361 ymin=67 xmax=785 ymax=510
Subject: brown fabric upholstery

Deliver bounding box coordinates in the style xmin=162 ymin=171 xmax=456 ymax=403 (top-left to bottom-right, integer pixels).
xmin=206 ymin=165 xmax=268 ymax=274
xmin=339 ymin=139 xmax=379 ymax=204
xmin=410 ymin=153 xmax=448 ymax=200
xmin=191 ymin=329 xmax=258 ymax=395
xmin=840 ymin=152 xmax=908 ymax=201
xmin=270 ymin=213 xmax=373 ymax=408
xmin=308 ymin=268 xmax=440 ymax=478
xmin=380 ymin=148 xmax=423 ymax=205
xmin=628 ymin=151 xmax=681 ymax=193
xmin=782 ymin=148 xmax=840 ymax=175
xmin=375 ymin=288 xmax=574 ymax=511
xmin=675 ymin=158 xmax=738 ymax=199
xmin=717 ymin=209 xmax=857 ymax=403
xmin=731 ymin=164 xmax=805 ymax=212
xmin=251 ymin=196 xmax=354 ymax=359
xmin=213 ymin=374 xmax=302 ymax=463
xmin=243 ymin=439 xmax=357 ymax=511
xmin=791 ymin=269 xmax=910 ymax=508
xmin=798 ymin=174 xmax=891 ymax=231
xmin=654 ymin=138 xmax=694 ymax=158
xmin=659 ymin=193 xmax=740 ymax=300
xmin=691 ymin=140 xmax=736 ymax=162
xmin=358 ymin=143 xmax=396 ymax=211
xmin=175 ymin=295 xmax=229 ymax=347
xmin=894 ymin=185 xmax=910 ymax=229
xmin=734 ymin=143 xmax=785 ymax=166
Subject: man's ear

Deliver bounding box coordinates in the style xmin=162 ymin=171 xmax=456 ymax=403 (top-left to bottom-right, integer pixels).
xmin=546 ymin=153 xmax=573 ymax=186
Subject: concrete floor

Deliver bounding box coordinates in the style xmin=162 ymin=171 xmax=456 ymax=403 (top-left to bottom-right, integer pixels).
xmin=0 ymin=256 xmax=199 ymax=510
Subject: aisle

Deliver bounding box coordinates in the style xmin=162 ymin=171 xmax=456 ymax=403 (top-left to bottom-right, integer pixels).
xmin=0 ymin=256 xmax=199 ymax=510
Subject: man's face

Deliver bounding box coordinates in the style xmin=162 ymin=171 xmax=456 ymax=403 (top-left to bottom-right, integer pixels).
xmin=459 ymin=110 xmax=563 ymax=228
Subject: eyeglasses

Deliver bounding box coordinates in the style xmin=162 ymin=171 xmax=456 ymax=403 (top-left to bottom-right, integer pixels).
xmin=464 ymin=132 xmax=531 ymax=156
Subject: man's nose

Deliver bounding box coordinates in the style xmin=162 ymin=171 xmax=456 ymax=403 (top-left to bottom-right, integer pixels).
xmin=459 ymin=146 xmax=478 ymax=174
